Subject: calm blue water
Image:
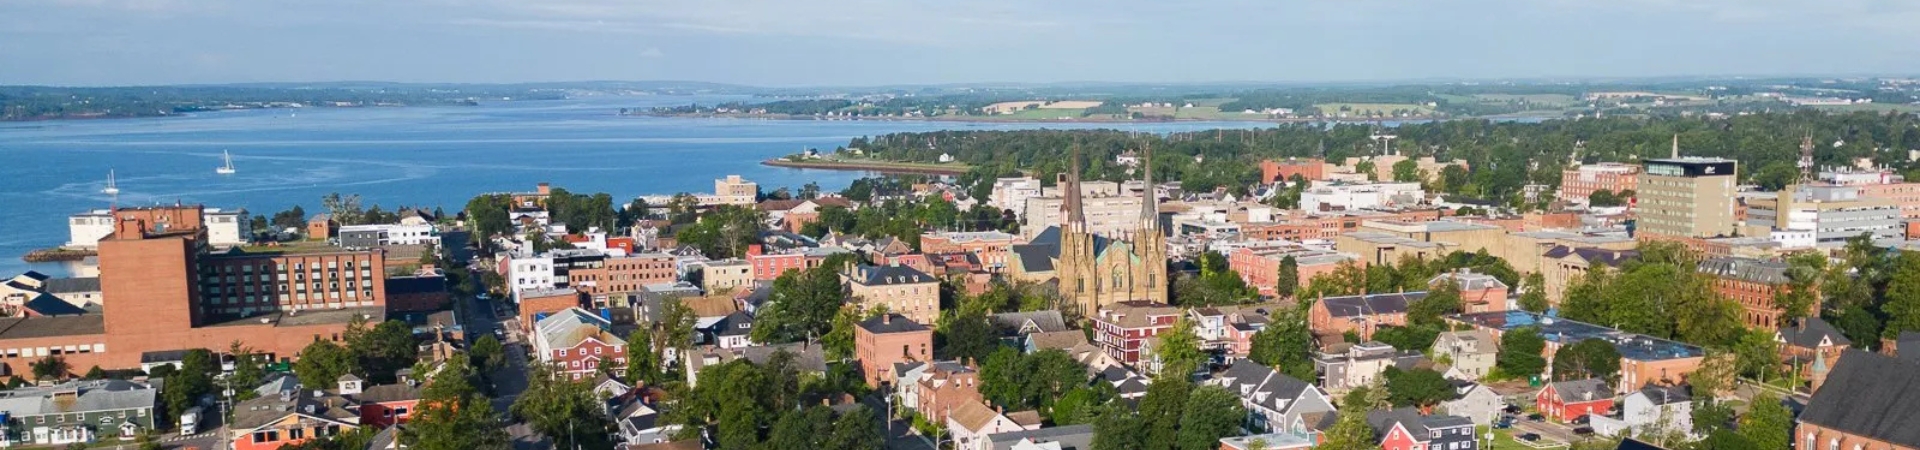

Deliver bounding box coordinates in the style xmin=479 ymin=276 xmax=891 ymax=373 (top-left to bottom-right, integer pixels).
xmin=0 ymin=95 xmax=1275 ymax=276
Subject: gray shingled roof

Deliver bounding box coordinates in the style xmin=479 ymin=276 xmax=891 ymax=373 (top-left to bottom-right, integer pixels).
xmin=1777 ymin=317 xmax=1851 ymax=349
xmin=988 ymin=424 xmax=1094 ymax=450
xmin=857 ymin=314 xmax=929 ymax=334
xmin=1548 ymin=378 xmax=1611 ymax=404
xmin=1798 ymin=349 xmax=1920 ymax=447
xmin=1697 ymin=257 xmax=1790 ymax=284
xmin=989 ymin=310 xmax=1068 ymax=336
xmin=1543 ymin=245 xmax=1639 ymax=267
xmin=42 ymin=277 xmax=100 ymax=293
xmin=1213 ymin=360 xmax=1317 ymax=413
xmin=850 ymin=264 xmax=935 ymax=286
xmin=0 ymin=379 xmax=155 ymax=417
xmin=1320 ymin=292 xmax=1423 ymax=318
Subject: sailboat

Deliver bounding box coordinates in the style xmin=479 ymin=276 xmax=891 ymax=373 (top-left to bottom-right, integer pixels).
xmin=216 ymin=150 xmax=237 ymax=175
xmin=102 ymin=170 xmax=120 ymax=196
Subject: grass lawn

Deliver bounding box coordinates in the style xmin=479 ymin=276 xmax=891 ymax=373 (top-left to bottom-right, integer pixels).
xmin=1489 ymin=426 xmax=1568 ymax=450
xmin=987 ymin=108 xmax=1084 ymax=120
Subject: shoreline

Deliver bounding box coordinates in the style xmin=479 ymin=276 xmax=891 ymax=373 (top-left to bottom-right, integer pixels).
xmin=621 ymin=112 xmax=1477 ymax=125
xmin=761 ymin=159 xmax=972 ymax=175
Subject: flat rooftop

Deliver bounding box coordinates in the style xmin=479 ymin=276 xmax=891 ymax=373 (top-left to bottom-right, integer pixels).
xmin=1449 ymin=311 xmax=1703 ymax=362
xmin=1340 ymin=231 xmax=1443 ymax=248
xmin=202 ymin=307 xmax=384 ymax=328
xmin=0 ymin=315 xmax=107 ymax=340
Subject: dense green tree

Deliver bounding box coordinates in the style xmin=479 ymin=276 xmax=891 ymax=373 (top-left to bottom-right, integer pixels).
xmin=463 ymin=194 xmax=513 ymax=241
xmin=349 ymin=320 xmax=419 ymax=384
xmin=1496 ymin=326 xmax=1547 ymax=379
xmin=821 ymin=307 xmax=862 ymax=361
xmin=294 ymin=340 xmax=355 ymax=392
xmin=30 ymin=355 xmax=68 ymax=381
xmin=469 ymin=335 xmax=505 ymax=375
xmin=1090 ymin=402 xmax=1144 ymax=450
xmin=83 ymin=366 xmax=105 ymax=380
xmin=1372 ymin=325 xmax=1441 ymax=354
xmin=407 ymin=353 xmax=511 ymax=450
xmin=1738 ymin=393 xmax=1793 ymax=450
xmin=1319 ymin=384 xmax=1386 ymax=450
xmin=163 ymin=350 xmax=217 ymax=422
xmin=1730 ymin=329 xmax=1782 ymax=382
xmin=1275 ymin=255 xmax=1300 ymax=298
xmin=1247 ymin=304 xmax=1317 ymax=381
xmin=1382 ymin=367 xmax=1453 ymax=408
xmin=752 ymin=258 xmax=854 ymax=343
xmin=764 ymin=406 xmax=832 ymax=450
xmin=229 ymin=342 xmax=266 ymax=401
xmin=511 ymin=366 xmax=615 ymax=450
xmin=1884 ymin=251 xmax=1920 ymax=337
xmin=1774 ymin=252 xmax=1826 ymax=324
xmin=1518 ymin=272 xmax=1550 ymax=313
xmin=625 ymin=329 xmax=661 ymax=386
xmin=1691 ymin=400 xmax=1737 ymax=435
xmin=1587 ymin=189 xmax=1622 ymax=207
xmin=1175 ymin=385 xmax=1248 ymax=450
xmin=1408 ymin=279 xmax=1462 ymax=326
xmin=1154 ymin=317 xmax=1206 ymax=379
xmin=824 ymin=406 xmax=885 ymax=450
xmin=1137 ymin=376 xmax=1190 ymax=450
xmin=937 ymin=310 xmax=999 ymax=363
xmin=675 ymin=205 xmax=767 ymax=259
xmin=1391 ymin=159 xmax=1420 ymax=182
xmin=1552 ymin=339 xmax=1622 ymax=382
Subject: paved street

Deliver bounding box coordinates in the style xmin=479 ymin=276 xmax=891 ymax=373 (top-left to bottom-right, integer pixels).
xmin=862 ymin=394 xmax=934 ymax=450
xmin=1511 ymin=418 xmax=1579 ymax=447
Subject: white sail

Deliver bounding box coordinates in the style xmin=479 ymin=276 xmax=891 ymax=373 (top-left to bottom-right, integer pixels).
xmin=102 ymin=170 xmax=120 ymax=195
xmin=217 ymin=150 xmax=237 ymax=174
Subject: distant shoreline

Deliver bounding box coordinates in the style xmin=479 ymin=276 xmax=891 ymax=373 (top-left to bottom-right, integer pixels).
xmin=626 ymin=111 xmax=1451 ymax=125
xmin=761 ymin=159 xmax=972 ymax=175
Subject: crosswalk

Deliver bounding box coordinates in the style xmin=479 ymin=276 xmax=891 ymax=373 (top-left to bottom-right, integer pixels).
xmin=165 ymin=431 xmax=216 ymax=442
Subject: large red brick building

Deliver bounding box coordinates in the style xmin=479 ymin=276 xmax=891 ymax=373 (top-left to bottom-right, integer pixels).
xmin=1090 ymin=302 xmax=1181 ymax=365
xmin=918 ymin=231 xmax=1023 ymax=273
xmin=1227 ymin=245 xmax=1355 ymax=298
xmin=1697 ymin=257 xmax=1797 ymax=330
xmin=1260 ymin=158 xmax=1326 ymax=184
xmin=1558 ymin=162 xmax=1639 ymax=204
xmin=0 ymin=205 xmax=386 ymax=377
xmin=854 ymin=314 xmax=932 ymax=388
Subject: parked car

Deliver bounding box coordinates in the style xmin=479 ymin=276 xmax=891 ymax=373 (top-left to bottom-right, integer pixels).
xmin=1518 ymin=433 xmax=1541 ymax=442
xmin=1574 ymin=426 xmax=1595 ymax=436
xmin=1494 ymin=417 xmax=1513 ymax=429
xmin=1527 ymin=413 xmax=1544 ymax=422
xmin=1572 ymin=415 xmax=1590 ymax=425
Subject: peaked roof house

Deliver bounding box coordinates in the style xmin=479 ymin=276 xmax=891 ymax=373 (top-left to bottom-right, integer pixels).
xmin=1536 ymin=378 xmax=1613 ymax=422
xmin=1591 ymin=384 xmax=1695 ymax=441
xmin=0 ymin=379 xmax=158 ymax=446
xmin=1206 ymin=360 xmax=1337 ymax=436
xmin=1368 ymin=408 xmax=1478 ymax=450
xmin=988 ymin=310 xmax=1069 ymax=340
xmin=1795 ymin=349 xmax=1920 ymax=450
xmin=1777 ymin=317 xmax=1851 ymax=372
xmin=531 ymin=307 xmax=629 ymax=380
xmin=947 ymin=400 xmax=1040 ymax=450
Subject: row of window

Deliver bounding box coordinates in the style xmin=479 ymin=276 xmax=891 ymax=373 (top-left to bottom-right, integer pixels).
xmin=28 ymin=409 xmax=143 ymax=425
xmin=203 ymin=289 xmax=374 ymax=305
xmin=253 ymin=424 xmax=342 ymax=444
xmin=0 ymin=343 xmax=105 ymax=359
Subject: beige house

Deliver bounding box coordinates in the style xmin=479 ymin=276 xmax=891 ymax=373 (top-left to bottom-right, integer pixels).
xmin=698 ymin=259 xmax=753 ymax=294
xmin=844 ymin=264 xmax=941 ymax=325
xmin=1432 ymin=330 xmax=1499 ymax=381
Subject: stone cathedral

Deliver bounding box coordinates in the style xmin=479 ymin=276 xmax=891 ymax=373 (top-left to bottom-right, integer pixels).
xmin=1012 ymin=144 xmax=1170 ymax=315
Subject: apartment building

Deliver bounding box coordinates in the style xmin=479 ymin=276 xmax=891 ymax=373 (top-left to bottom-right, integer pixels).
xmin=1696 ymin=257 xmax=1797 ymax=330
xmin=704 ymin=175 xmax=758 ymax=206
xmin=1090 ymin=301 xmax=1181 ymax=365
xmin=844 ymin=264 xmax=941 ymax=325
xmin=1299 ymin=181 xmax=1425 ymax=212
xmin=1227 ymin=244 xmax=1357 ymax=298
xmin=1021 ymin=195 xmax=1143 ymax=239
xmin=1260 ymin=158 xmax=1327 ymax=184
xmin=988 ymin=177 xmax=1044 ymax=217
xmin=919 ymin=231 xmax=1023 ymax=273
xmin=1559 ymin=162 xmax=1641 ymax=204
xmin=1637 ymin=157 xmax=1738 ymax=238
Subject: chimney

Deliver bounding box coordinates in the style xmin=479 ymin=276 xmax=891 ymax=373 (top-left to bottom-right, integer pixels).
xmin=537 ymin=182 xmax=552 ymax=195
xmin=883 ymin=314 xmax=893 ymax=325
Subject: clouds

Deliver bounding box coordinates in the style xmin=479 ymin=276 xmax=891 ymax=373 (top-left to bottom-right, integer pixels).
xmin=1 ymin=0 xmax=1917 ymax=86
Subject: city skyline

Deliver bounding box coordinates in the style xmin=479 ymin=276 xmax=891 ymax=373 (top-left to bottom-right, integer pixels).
xmin=5 ymin=0 xmax=1920 ymax=86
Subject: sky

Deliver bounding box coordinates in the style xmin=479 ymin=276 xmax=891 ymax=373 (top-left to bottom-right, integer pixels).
xmin=4 ymin=0 xmax=1920 ymax=87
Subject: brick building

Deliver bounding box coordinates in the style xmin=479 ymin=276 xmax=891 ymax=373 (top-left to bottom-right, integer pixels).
xmin=1308 ymin=292 xmax=1419 ymax=341
xmin=1795 ymin=349 xmax=1920 ymax=450
xmin=1260 ymin=158 xmax=1327 ymax=184
xmin=1227 ymin=245 xmax=1356 ymax=298
xmin=919 ymin=231 xmax=1023 ymax=273
xmin=1559 ymin=162 xmax=1640 ymax=204
xmin=855 ymin=314 xmax=932 ymax=388
xmin=518 ymin=287 xmax=583 ymax=332
xmin=1090 ymin=301 xmax=1181 ymax=365
xmin=0 ymin=205 xmax=383 ymax=375
xmin=916 ymin=361 xmax=982 ymax=423
xmin=1449 ymin=311 xmax=1705 ymax=394
xmin=531 ymin=308 xmax=627 ymax=380
xmin=1696 ymin=257 xmax=1797 ymax=330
